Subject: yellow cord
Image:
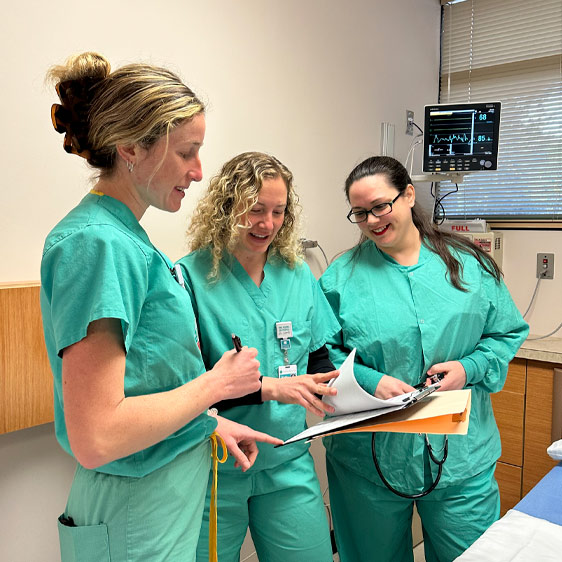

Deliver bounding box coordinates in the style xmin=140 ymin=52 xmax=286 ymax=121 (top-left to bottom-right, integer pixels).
xmin=89 ymin=189 xmax=104 ymax=196
xmin=209 ymin=432 xmax=228 ymax=562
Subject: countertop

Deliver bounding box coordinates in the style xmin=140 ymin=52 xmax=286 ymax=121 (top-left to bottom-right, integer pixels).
xmin=516 ymin=336 xmax=562 ymax=365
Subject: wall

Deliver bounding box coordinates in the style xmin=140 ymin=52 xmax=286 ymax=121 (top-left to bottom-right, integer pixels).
xmin=0 ymin=1 xmax=441 ymax=560
xmin=0 ymin=425 xmax=76 ymax=560
xmin=0 ymin=0 xmax=440 ymax=283
xmin=498 ymin=230 xmax=562 ymax=337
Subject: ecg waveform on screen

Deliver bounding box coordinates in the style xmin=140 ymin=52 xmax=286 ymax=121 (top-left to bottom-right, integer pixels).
xmin=423 ymin=103 xmax=500 ymax=171
xmin=432 ymin=133 xmax=470 ymax=144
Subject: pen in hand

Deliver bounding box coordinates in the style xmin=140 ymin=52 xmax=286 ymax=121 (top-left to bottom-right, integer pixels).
xmin=232 ymin=333 xmax=242 ymax=353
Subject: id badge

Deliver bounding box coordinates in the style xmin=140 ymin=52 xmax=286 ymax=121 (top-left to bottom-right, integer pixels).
xmin=173 ymin=264 xmax=185 ymax=288
xmin=278 ymin=365 xmax=298 ymax=378
xmin=276 ymin=321 xmax=293 ymax=339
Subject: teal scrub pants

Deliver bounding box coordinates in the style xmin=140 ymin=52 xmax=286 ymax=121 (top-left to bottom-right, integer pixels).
xmin=196 ymin=450 xmax=333 ymax=562
xmin=327 ymin=454 xmax=499 ymax=562
xmin=58 ymin=440 xmax=211 ymax=562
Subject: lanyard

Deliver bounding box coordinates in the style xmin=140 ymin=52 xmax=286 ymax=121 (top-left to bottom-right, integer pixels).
xmin=209 ymin=432 xmax=228 ymax=562
xmin=150 ymin=245 xmax=185 ymax=288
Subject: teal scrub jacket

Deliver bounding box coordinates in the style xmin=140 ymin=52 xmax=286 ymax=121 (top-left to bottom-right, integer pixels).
xmin=177 ymin=248 xmax=341 ymax=472
xmin=319 ymin=240 xmax=529 ymax=494
xmin=40 ymin=193 xmax=216 ymax=477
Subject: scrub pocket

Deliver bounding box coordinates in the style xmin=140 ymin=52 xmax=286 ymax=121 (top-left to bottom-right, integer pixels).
xmin=58 ymin=515 xmax=110 ymax=562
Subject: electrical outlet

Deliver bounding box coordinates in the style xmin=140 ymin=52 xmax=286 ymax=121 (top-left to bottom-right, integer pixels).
xmin=406 ymin=110 xmax=414 ymax=135
xmin=536 ymin=253 xmax=554 ymax=279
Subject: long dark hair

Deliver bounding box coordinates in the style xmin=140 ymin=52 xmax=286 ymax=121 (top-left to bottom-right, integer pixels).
xmin=344 ymin=156 xmax=502 ymax=291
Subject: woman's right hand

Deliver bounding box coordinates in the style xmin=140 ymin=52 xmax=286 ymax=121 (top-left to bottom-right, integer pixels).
xmin=374 ymin=375 xmax=416 ymax=399
xmin=208 ymin=347 xmax=262 ymax=401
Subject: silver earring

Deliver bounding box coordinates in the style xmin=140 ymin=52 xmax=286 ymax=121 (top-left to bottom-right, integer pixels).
xmin=127 ymin=161 xmax=134 ymax=173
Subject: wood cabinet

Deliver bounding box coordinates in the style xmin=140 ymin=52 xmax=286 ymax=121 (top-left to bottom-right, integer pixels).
xmin=492 ymin=358 xmax=559 ymax=515
xmin=0 ymin=283 xmax=54 ymax=433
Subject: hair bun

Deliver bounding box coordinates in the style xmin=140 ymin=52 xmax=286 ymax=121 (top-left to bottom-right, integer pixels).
xmin=51 ymin=77 xmax=102 ymax=159
xmin=47 ymin=52 xmax=110 ymax=160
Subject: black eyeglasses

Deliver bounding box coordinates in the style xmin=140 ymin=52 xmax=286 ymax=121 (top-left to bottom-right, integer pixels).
xmin=346 ymin=192 xmax=402 ymax=224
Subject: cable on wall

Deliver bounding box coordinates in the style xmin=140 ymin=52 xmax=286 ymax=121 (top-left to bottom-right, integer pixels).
xmin=301 ymin=238 xmax=330 ymax=269
xmin=527 ymin=321 xmax=562 ymax=341
xmin=521 ymin=270 xmax=561 ymax=340
xmin=522 ymin=276 xmax=543 ymax=319
xmin=404 ymin=126 xmax=424 ymax=178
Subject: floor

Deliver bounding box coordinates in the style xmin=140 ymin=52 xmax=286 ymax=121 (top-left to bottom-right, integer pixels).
xmin=242 ymin=543 xmax=426 ymax=561
xmin=413 ymin=542 xmax=426 ymax=562
xmin=331 ymin=542 xmax=425 ymax=562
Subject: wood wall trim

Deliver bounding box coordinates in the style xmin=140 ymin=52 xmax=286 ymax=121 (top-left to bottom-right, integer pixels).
xmin=0 ymin=285 xmax=54 ymax=433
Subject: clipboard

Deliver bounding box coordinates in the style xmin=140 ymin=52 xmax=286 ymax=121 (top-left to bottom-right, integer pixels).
xmin=279 ymin=388 xmax=471 ymax=446
xmin=277 ymin=349 xmax=472 ymax=447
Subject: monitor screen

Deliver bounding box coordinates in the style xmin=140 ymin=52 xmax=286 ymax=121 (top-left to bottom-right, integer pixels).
xmin=422 ymin=101 xmax=501 ymax=173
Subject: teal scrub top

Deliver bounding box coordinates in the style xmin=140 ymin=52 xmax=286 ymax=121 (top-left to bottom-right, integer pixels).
xmin=319 ymin=240 xmax=529 ymax=494
xmin=40 ymin=193 xmax=216 ymax=477
xmin=177 ymin=248 xmax=341 ymax=472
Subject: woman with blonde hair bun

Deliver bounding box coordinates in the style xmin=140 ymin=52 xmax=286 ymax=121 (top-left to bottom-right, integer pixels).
xmin=41 ymin=53 xmax=280 ymax=562
xmin=177 ymin=151 xmax=340 ymax=562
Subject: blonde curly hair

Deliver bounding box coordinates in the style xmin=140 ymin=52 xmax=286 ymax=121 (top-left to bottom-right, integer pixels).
xmin=188 ymin=151 xmax=303 ymax=280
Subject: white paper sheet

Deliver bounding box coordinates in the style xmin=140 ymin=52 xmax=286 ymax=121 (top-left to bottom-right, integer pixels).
xmin=282 ymin=402 xmax=409 ymax=445
xmin=322 ymin=348 xmax=416 ymax=415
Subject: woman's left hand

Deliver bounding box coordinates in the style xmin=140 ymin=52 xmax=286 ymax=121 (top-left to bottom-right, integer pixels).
xmin=213 ymin=415 xmax=283 ymax=471
xmin=426 ymin=361 xmax=466 ymax=391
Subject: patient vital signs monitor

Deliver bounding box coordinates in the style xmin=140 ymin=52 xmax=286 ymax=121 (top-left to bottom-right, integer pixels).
xmin=423 ymin=102 xmax=501 ymax=173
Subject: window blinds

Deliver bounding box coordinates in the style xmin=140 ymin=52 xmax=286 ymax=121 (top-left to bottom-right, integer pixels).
xmin=436 ymin=0 xmax=562 ymax=221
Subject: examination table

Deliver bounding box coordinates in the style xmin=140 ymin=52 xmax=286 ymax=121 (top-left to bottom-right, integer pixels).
xmin=455 ymin=462 xmax=562 ymax=561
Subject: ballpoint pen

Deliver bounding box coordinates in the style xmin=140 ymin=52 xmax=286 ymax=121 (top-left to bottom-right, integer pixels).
xmin=231 ymin=333 xmax=242 ymax=352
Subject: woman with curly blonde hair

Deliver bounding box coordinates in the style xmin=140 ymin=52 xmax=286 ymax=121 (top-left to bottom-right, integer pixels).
xmin=177 ymin=151 xmax=340 ymax=562
xmin=188 ymin=151 xmax=303 ymax=281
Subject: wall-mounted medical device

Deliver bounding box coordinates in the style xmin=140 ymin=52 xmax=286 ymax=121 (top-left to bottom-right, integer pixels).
xmin=439 ymin=220 xmax=503 ymax=268
xmin=465 ymin=231 xmax=504 ymax=269
xmin=440 ymin=219 xmax=487 ymax=233
xmin=422 ymin=101 xmax=501 ymax=174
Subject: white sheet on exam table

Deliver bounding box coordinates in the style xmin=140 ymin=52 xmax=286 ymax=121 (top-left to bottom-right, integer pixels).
xmin=454 ymin=509 xmax=562 ymax=562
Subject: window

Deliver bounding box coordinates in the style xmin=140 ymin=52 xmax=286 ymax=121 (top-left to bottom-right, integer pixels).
xmin=436 ymin=0 xmax=562 ymax=222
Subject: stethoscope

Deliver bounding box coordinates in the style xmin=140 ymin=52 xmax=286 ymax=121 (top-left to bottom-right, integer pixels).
xmin=370 ymin=372 xmax=449 ymax=499
xmin=371 ymin=433 xmax=448 ymax=499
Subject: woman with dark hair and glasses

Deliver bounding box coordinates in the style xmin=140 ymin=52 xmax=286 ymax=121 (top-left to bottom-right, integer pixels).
xmin=319 ymin=156 xmax=528 ymax=562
